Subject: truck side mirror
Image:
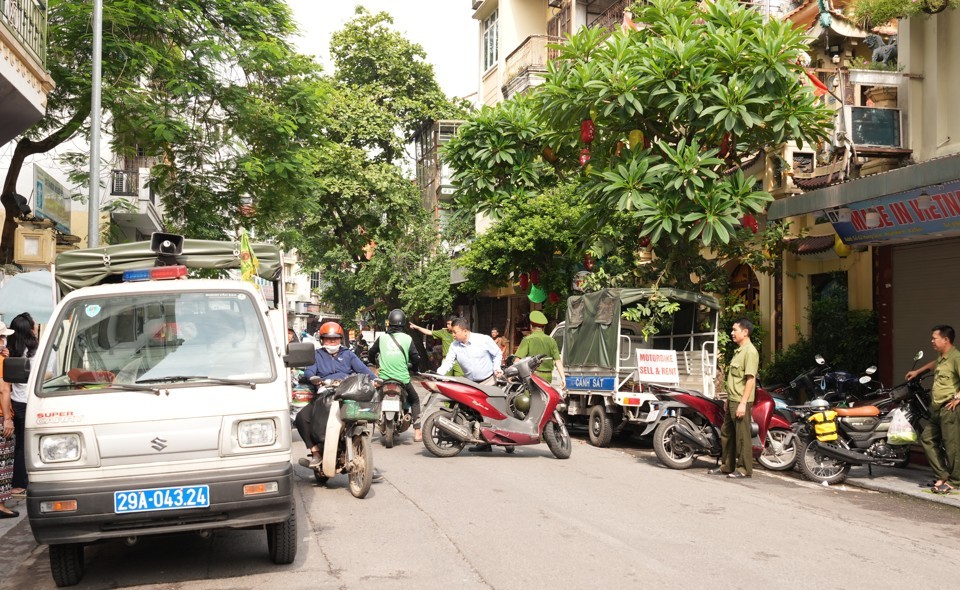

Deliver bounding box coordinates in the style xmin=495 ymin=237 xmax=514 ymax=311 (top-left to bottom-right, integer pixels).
xmin=2 ymin=357 xmax=31 ymax=384
xmin=284 ymin=342 xmax=316 ymax=368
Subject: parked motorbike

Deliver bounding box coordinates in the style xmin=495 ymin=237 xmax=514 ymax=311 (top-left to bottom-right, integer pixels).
xmin=793 ymin=351 xmax=931 ymax=485
xmin=377 ymin=379 xmax=412 ymax=448
xmin=650 ymin=384 xmax=798 ymax=471
xmin=418 ymin=355 xmax=571 ymax=459
xmin=297 ymin=374 xmax=378 ymax=498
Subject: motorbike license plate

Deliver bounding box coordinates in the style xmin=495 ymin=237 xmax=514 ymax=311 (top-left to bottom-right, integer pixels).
xmin=114 ymin=485 xmax=210 ymax=514
xmin=382 ymin=398 xmax=401 ymax=412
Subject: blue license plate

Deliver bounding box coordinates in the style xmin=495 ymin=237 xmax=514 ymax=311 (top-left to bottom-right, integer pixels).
xmin=114 ymin=485 xmax=210 ymax=514
xmin=565 ymin=376 xmax=617 ymax=391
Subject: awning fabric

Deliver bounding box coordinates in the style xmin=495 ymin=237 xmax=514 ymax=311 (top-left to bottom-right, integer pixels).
xmin=54 ymin=238 xmax=283 ymax=296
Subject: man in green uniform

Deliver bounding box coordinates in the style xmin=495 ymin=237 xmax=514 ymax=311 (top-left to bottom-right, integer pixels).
xmin=515 ymin=311 xmax=566 ymax=386
xmin=709 ymin=318 xmax=759 ymax=479
xmin=906 ymin=324 xmax=960 ymax=494
xmin=369 ymin=309 xmax=422 ymax=441
xmin=410 ymin=315 xmax=463 ymax=377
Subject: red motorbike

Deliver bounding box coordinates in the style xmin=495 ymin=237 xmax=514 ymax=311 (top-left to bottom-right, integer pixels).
xmin=419 ymin=355 xmax=571 ymax=459
xmin=649 ymin=384 xmax=798 ymax=471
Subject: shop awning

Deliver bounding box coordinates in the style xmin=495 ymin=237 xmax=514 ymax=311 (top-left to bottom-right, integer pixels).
xmin=768 ymin=154 xmax=960 ymax=221
xmin=793 ymin=234 xmax=836 ymax=256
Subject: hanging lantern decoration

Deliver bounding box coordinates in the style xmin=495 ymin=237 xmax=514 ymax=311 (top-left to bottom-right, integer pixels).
xmin=548 ymin=291 xmax=561 ymax=304
xmin=638 ymin=235 xmax=651 ymax=248
xmin=580 ymin=119 xmax=595 ymax=144
xmin=720 ymin=133 xmax=732 ymax=160
xmin=628 ymin=129 xmax=644 ymax=150
xmin=542 ymin=146 xmax=558 ymax=163
xmin=528 ymin=283 xmax=547 ymax=304
xmin=614 ymin=141 xmax=625 ymax=157
xmin=530 ymin=269 xmax=541 ymax=285
xmin=741 ymin=214 xmax=759 ymax=234
xmin=518 ymin=272 xmax=529 ymax=291
xmin=833 ymin=234 xmax=852 ymax=258
xmin=584 ymin=252 xmax=595 ymax=271
xmin=579 ymin=148 xmax=591 ymax=167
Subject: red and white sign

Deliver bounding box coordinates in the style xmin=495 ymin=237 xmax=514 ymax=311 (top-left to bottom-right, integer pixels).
xmin=635 ymin=349 xmax=680 ymax=385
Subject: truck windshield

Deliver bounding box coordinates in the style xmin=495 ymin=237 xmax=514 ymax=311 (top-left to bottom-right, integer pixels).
xmin=39 ymin=291 xmax=274 ymax=394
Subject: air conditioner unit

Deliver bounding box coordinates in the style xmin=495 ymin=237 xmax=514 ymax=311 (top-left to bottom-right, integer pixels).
xmin=844 ymin=105 xmax=902 ymax=147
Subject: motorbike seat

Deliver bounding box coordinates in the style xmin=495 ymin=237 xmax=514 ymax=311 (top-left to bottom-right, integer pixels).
xmin=834 ymin=406 xmax=880 ymax=417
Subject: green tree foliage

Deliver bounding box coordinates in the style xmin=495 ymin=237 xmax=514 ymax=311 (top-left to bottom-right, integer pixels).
xmin=444 ymin=0 xmax=833 ymax=293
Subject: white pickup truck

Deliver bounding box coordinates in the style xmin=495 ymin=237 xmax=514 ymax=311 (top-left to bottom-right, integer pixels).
xmin=2 ymin=233 xmax=316 ymax=587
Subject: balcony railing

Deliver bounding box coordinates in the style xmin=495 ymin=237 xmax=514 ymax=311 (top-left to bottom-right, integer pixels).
xmin=503 ymin=35 xmax=563 ymax=97
xmin=111 ymin=169 xmax=140 ymax=197
xmin=1 ymin=0 xmax=47 ymax=67
xmin=589 ymin=0 xmax=633 ymax=33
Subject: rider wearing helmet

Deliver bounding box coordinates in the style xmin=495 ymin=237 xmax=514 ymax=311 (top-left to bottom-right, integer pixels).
xmin=296 ymin=321 xmax=377 ymax=470
xmin=368 ymin=309 xmax=423 ymax=441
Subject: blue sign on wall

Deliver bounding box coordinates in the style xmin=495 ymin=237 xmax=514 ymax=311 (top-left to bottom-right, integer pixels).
xmin=831 ymin=180 xmax=960 ymax=245
xmin=566 ymin=375 xmax=617 ymax=391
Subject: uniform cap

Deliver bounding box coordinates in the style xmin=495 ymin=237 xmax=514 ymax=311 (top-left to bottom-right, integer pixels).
xmin=529 ymin=311 xmax=548 ymax=326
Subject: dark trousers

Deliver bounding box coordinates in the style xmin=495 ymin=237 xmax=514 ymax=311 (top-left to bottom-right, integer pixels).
xmin=294 ymin=396 xmax=332 ymax=452
xmin=403 ymin=382 xmax=422 ymax=425
xmin=12 ymin=401 xmax=28 ymax=489
xmin=922 ymin=404 xmax=960 ymax=485
xmin=720 ymin=401 xmax=753 ymax=476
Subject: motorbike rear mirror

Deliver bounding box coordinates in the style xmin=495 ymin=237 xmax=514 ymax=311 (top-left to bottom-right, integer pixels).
xmin=815 ymin=354 xmax=825 ymax=365
xmin=914 ymin=350 xmax=924 ymax=361
xmin=865 ymin=366 xmax=877 ymax=375
xmin=859 ymin=375 xmax=872 ymax=385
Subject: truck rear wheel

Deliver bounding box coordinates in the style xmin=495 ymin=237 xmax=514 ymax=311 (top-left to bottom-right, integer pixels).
xmin=266 ymin=505 xmax=298 ymax=564
xmin=49 ymin=543 xmax=84 ymax=587
xmin=587 ymin=404 xmax=614 ymax=447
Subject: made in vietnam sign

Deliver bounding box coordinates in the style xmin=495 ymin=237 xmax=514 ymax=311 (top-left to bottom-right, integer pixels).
xmin=33 ymin=165 xmax=70 ymax=233
xmin=635 ymin=349 xmax=680 ymax=385
xmin=830 ymin=180 xmax=960 ymax=244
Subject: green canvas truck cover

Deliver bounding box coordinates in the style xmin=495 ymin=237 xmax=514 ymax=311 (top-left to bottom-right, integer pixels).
xmin=564 ymin=288 xmax=720 ymax=370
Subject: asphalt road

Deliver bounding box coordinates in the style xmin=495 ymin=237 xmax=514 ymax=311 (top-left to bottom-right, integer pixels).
xmin=2 ymin=428 xmax=960 ymax=590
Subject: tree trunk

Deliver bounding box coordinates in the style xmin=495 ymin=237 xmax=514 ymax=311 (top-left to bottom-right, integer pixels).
xmin=0 ymin=108 xmax=90 ymax=263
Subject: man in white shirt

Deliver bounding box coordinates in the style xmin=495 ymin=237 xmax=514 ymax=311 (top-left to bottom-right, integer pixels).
xmin=437 ymin=318 xmax=503 ymax=385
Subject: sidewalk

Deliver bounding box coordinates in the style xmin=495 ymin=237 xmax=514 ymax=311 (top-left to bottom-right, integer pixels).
xmin=839 ymin=463 xmax=960 ymax=508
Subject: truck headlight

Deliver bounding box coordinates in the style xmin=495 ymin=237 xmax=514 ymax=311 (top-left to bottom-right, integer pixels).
xmin=40 ymin=434 xmax=81 ymax=463
xmin=238 ymin=419 xmax=276 ymax=448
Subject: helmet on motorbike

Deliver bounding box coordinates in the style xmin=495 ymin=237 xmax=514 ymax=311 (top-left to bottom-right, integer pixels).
xmin=317 ymin=322 xmax=344 ymax=340
xmin=514 ymin=392 xmax=531 ymax=413
xmin=808 ymin=398 xmax=830 ymax=410
xmin=387 ymin=309 xmax=406 ymax=329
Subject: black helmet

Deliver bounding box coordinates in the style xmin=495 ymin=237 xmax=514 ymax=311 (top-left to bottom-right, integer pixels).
xmin=387 ymin=309 xmax=406 ymax=329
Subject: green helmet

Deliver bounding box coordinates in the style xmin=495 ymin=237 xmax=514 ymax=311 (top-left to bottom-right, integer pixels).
xmin=514 ymin=392 xmax=531 ymax=413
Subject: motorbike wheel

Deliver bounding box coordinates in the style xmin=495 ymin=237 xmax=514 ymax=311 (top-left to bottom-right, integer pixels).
xmin=422 ymin=411 xmax=467 ymax=458
xmin=798 ymin=440 xmax=850 ymax=485
xmin=757 ymin=428 xmax=798 ymax=471
xmin=348 ymin=434 xmax=373 ymax=499
xmin=652 ymin=417 xmax=698 ymax=470
xmin=266 ymin=505 xmax=298 ymax=565
xmin=382 ymin=421 xmax=396 ymax=448
xmin=587 ymin=404 xmax=614 ymax=448
xmin=543 ymin=420 xmax=572 ymax=459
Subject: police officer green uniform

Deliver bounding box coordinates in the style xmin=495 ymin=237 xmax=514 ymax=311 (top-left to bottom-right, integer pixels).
xmin=515 ymin=311 xmax=564 ymax=383
xmin=431 ymin=328 xmax=464 ymax=377
xmin=921 ymin=344 xmax=960 ymax=489
xmin=715 ymin=320 xmax=759 ymax=478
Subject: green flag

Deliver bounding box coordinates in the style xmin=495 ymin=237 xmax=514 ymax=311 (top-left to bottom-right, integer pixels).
xmin=239 ymin=229 xmax=259 ymax=284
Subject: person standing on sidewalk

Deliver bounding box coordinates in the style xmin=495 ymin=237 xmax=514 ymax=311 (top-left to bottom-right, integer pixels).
xmin=0 ymin=323 xmax=18 ymax=517
xmin=514 ymin=311 xmax=566 ymax=386
xmin=906 ymin=324 xmax=960 ymax=494
xmin=368 ymin=309 xmax=422 ymax=442
xmin=7 ymin=313 xmax=38 ymax=498
xmin=709 ymin=318 xmax=759 ymax=479
xmin=410 ymin=315 xmax=463 ymax=377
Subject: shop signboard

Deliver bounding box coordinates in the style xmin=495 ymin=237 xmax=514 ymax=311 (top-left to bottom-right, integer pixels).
xmin=33 ymin=165 xmax=71 ymax=233
xmin=829 ymin=180 xmax=960 ymax=245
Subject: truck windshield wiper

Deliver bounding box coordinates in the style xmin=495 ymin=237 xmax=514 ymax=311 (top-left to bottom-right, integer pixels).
xmin=42 ymin=381 xmax=164 ymax=396
xmin=136 ymin=375 xmax=257 ymax=390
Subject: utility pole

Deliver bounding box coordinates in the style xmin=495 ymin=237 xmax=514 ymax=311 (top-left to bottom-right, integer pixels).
xmin=88 ymin=0 xmax=103 ymax=248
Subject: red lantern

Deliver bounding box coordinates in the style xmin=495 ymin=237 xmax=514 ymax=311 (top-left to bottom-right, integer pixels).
xmin=579 ymin=148 xmax=591 ymax=167
xmin=741 ymin=214 xmax=759 ymax=234
xmin=518 ymin=273 xmax=529 ymax=291
xmin=584 ymin=252 xmax=595 ymax=271
xmin=530 ymin=269 xmax=541 ymax=285
xmin=639 ymin=236 xmax=651 ymax=248
xmin=580 ymin=119 xmax=595 ymax=144
xmin=548 ymin=291 xmax=560 ymax=304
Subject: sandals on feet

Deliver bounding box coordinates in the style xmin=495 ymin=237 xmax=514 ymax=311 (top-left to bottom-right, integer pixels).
xmin=933 ymin=483 xmax=955 ymax=494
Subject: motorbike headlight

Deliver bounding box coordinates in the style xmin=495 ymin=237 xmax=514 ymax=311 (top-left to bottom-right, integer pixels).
xmin=40 ymin=434 xmax=82 ymax=463
xmin=238 ymin=419 xmax=277 ymax=448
